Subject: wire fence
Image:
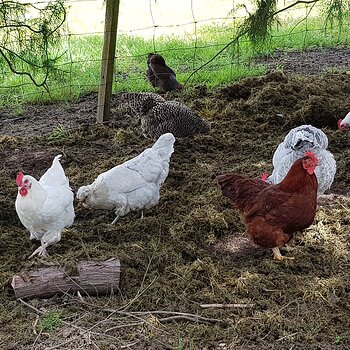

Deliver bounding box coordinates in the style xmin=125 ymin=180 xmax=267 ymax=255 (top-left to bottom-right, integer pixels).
xmin=0 ymin=0 xmax=349 ymax=106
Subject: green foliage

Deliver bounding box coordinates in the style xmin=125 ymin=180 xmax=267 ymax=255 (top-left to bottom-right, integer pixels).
xmin=0 ymin=1 xmax=350 ymax=106
xmin=325 ymin=0 xmax=349 ymax=28
xmin=0 ymin=0 xmax=66 ymax=88
xmin=335 ymin=334 xmax=350 ymax=344
xmin=243 ymin=0 xmax=278 ymax=44
xmin=38 ymin=310 xmax=62 ymax=332
xmin=48 ymin=124 xmax=72 ymax=142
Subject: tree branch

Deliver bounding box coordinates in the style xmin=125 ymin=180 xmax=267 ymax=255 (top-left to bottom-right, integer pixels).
xmin=185 ymin=0 xmax=322 ymax=83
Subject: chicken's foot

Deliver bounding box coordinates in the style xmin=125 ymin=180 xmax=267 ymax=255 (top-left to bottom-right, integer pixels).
xmin=272 ymin=247 xmax=294 ymax=261
xmin=29 ymin=244 xmax=48 ymax=259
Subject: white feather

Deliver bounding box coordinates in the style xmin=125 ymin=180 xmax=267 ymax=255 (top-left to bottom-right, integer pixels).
xmin=267 ymin=125 xmax=336 ymax=196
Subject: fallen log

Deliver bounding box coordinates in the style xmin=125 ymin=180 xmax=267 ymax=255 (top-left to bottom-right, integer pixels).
xmin=11 ymin=258 xmax=120 ymax=300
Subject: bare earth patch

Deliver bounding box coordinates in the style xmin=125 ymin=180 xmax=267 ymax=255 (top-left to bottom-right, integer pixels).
xmin=257 ymin=47 xmax=350 ymax=74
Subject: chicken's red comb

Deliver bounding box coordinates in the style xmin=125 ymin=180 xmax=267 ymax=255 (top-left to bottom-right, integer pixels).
xmin=304 ymin=151 xmax=318 ymax=165
xmin=338 ymin=119 xmax=343 ymax=129
xmin=16 ymin=171 xmax=24 ymax=186
xmin=261 ymin=173 xmax=269 ymax=182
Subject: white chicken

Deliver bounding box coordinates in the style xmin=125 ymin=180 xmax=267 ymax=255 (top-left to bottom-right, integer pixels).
xmin=267 ymin=125 xmax=336 ymax=197
xmin=76 ymin=133 xmax=175 ymax=223
xmin=15 ymin=155 xmax=75 ymax=258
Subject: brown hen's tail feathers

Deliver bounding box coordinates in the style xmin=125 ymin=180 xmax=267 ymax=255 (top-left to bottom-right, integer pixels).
xmin=216 ymin=174 xmax=242 ymax=194
xmin=216 ymin=174 xmax=246 ymax=209
xmin=216 ymin=174 xmax=268 ymax=212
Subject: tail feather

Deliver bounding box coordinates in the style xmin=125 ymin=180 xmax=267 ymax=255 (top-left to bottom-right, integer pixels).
xmin=216 ymin=174 xmax=243 ymax=203
xmin=39 ymin=154 xmax=69 ymax=187
xmin=152 ymin=133 xmax=175 ymax=161
xmin=216 ymin=174 xmax=268 ymax=212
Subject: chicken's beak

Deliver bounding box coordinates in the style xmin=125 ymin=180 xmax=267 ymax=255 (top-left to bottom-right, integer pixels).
xmin=338 ymin=119 xmax=349 ymax=131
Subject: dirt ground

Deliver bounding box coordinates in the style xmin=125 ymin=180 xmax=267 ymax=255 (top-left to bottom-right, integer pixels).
xmin=257 ymin=46 xmax=350 ymax=74
xmin=0 ymin=67 xmax=350 ymax=349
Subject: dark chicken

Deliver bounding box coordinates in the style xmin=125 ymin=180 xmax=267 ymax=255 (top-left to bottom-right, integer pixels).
xmin=146 ymin=53 xmax=183 ymax=92
xmin=217 ymin=152 xmax=319 ymax=260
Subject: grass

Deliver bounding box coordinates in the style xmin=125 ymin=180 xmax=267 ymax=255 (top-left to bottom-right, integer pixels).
xmin=48 ymin=124 xmax=74 ymax=142
xmin=38 ymin=310 xmax=63 ymax=332
xmin=0 ymin=14 xmax=349 ymax=107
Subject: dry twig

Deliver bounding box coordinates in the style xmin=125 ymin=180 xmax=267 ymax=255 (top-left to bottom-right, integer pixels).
xmin=200 ymin=303 xmax=255 ymax=309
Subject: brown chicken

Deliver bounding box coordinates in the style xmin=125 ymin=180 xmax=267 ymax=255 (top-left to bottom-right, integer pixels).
xmin=146 ymin=53 xmax=183 ymax=92
xmin=216 ymin=151 xmax=319 ymax=260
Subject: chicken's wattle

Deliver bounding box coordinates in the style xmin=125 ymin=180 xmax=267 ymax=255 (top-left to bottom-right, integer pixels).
xmin=19 ymin=187 xmax=28 ymax=196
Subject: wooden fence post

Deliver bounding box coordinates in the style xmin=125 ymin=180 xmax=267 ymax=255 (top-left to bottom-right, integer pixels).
xmin=97 ymin=0 xmax=120 ymax=123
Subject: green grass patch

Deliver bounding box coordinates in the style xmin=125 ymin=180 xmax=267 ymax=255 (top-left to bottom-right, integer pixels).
xmin=38 ymin=310 xmax=63 ymax=332
xmin=0 ymin=14 xmax=349 ymax=107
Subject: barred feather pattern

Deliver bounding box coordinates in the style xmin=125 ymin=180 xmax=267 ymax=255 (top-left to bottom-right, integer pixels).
xmin=141 ymin=100 xmax=211 ymax=139
xmin=115 ymin=92 xmax=166 ymax=114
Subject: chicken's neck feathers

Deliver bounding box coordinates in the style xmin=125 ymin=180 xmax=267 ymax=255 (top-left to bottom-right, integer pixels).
xmin=278 ymin=160 xmax=317 ymax=194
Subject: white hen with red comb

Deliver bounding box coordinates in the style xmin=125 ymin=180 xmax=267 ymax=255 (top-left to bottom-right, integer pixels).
xmin=15 ymin=155 xmax=75 ymax=258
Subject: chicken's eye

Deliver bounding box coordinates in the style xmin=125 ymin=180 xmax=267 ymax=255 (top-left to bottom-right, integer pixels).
xmin=24 ymin=179 xmax=29 ymax=184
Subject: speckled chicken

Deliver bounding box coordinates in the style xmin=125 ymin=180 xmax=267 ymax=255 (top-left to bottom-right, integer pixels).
xmin=115 ymin=92 xmax=166 ymax=115
xmin=116 ymin=92 xmax=211 ymax=139
xmin=146 ymin=53 xmax=183 ymax=92
xmin=76 ymin=133 xmax=175 ymax=223
xmin=267 ymin=125 xmax=336 ymax=197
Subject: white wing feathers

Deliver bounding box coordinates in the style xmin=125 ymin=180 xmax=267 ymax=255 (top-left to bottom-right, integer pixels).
xmin=267 ymin=125 xmax=336 ymax=196
xmin=123 ymin=133 xmax=175 ymax=185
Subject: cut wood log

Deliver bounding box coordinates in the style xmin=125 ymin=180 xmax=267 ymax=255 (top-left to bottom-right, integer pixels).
xmin=11 ymin=258 xmax=120 ymax=300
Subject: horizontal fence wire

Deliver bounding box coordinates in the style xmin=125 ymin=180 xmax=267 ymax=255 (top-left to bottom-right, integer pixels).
xmin=0 ymin=0 xmax=349 ymax=106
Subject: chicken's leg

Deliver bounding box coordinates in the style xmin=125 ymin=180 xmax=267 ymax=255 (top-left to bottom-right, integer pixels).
xmin=272 ymin=247 xmax=294 ymax=261
xmin=28 ymin=231 xmax=61 ymax=259
xmin=111 ymin=215 xmax=119 ymax=225
xmin=272 ymin=247 xmax=283 ymax=261
xmin=140 ymin=210 xmax=144 ymax=219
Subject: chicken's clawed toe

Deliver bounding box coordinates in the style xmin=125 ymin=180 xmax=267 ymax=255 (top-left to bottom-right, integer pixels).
xmin=29 ymin=246 xmax=48 ymax=259
xmin=274 ymin=255 xmax=295 ymax=261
